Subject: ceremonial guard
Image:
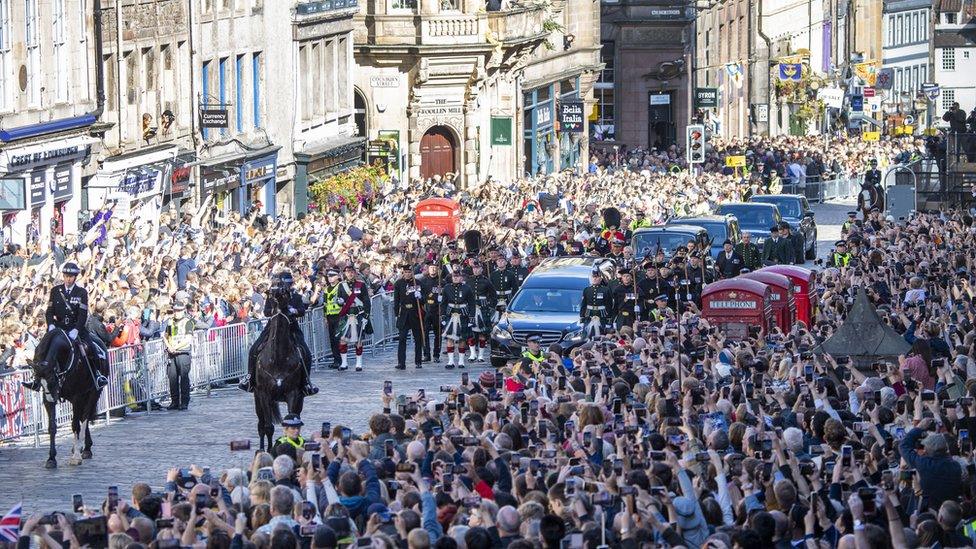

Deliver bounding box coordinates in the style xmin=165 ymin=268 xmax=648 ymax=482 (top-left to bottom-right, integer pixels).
xmin=467 ymin=261 xmax=497 ymax=362
xmin=508 ymin=253 xmax=530 ymax=287
xmin=637 ymin=262 xmax=665 ymax=321
xmin=611 ymin=268 xmax=639 ymax=330
xmin=579 ymin=267 xmax=614 ymax=338
xmin=489 ymin=256 xmax=518 ymax=323
xmin=419 ymin=261 xmax=443 ymax=362
xmin=322 ymin=269 xmax=343 ymax=369
xmin=441 ymin=267 xmax=475 ymax=368
xmin=686 ymin=254 xmax=713 ymax=304
xmin=393 ymin=264 xmax=424 ymax=370
xmin=336 ymin=265 xmax=372 ymax=371
xmin=658 ymin=263 xmax=680 ymax=310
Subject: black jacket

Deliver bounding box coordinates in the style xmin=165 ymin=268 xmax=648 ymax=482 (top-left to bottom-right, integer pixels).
xmin=46 ymin=284 xmax=89 ymax=331
xmin=715 ymin=250 xmax=744 ymax=278
xmin=900 ymin=427 xmax=963 ymax=510
xmin=393 ymin=277 xmax=424 ymax=324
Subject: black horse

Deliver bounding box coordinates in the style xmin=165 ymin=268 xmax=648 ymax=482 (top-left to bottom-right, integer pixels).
xmin=253 ymin=312 xmax=306 ymax=450
xmin=857 ymin=182 xmax=885 ymax=220
xmin=32 ymin=329 xmax=104 ymax=469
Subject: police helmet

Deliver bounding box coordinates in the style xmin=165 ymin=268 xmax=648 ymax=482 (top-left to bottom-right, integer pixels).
xmin=62 ymin=262 xmax=81 ymax=276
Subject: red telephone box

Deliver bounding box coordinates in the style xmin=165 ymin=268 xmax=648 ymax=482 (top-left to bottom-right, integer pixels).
xmin=415 ymin=198 xmax=461 ymax=238
xmin=701 ymin=279 xmax=774 ymax=340
xmin=760 ymin=265 xmax=817 ymax=327
xmin=739 ymin=271 xmax=795 ymax=331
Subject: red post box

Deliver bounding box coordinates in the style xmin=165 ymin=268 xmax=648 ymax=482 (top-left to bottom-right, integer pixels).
xmin=414 ymin=198 xmax=461 ymax=238
xmin=759 ymin=265 xmax=817 ymax=327
xmin=739 ymin=271 xmax=795 ymax=331
xmin=701 ymin=279 xmax=774 ymax=340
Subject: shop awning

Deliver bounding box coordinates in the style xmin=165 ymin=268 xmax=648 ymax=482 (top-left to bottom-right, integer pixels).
xmin=0 ymin=135 xmax=100 ymax=174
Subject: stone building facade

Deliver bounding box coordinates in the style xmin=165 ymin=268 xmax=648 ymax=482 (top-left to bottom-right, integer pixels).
xmin=354 ymin=0 xmax=600 ymax=186
xmin=0 ymin=0 xmax=100 ymax=250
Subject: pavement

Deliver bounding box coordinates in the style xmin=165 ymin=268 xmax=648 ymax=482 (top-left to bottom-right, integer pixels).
xmin=0 ymin=199 xmax=855 ymax=512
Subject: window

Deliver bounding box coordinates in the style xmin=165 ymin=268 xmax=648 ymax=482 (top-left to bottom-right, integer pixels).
xmin=218 ymin=57 xmax=227 ymax=135
xmin=0 ymin=0 xmax=9 ymax=110
xmin=943 ymin=89 xmax=955 ymax=111
xmin=338 ymin=37 xmax=349 ymax=110
xmin=202 ymin=60 xmax=210 ymax=139
xmin=943 ymin=47 xmax=956 ymax=71
xmin=25 ymin=0 xmax=39 ymax=106
xmin=591 ymin=41 xmax=614 ymax=141
xmin=896 ymin=15 xmax=903 ymax=45
xmin=888 ymin=15 xmax=895 ymax=46
xmin=235 ymin=54 xmax=244 ymax=132
xmin=965 ymin=51 xmax=971 ymax=59
xmin=391 ymin=0 xmax=415 ymax=10
xmin=912 ymin=12 xmax=919 ymax=42
xmin=53 ymin=0 xmax=68 ymax=102
xmin=439 ymin=0 xmax=458 ymax=10
xmin=252 ymin=52 xmax=261 ymax=128
xmin=103 ymin=54 xmax=115 ymax=110
xmin=78 ymin=0 xmax=89 ymax=96
xmin=947 ymin=12 xmax=957 ymax=24
xmin=142 ymin=47 xmax=155 ymax=91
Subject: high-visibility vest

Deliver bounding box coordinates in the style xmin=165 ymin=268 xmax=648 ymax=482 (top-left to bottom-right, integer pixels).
xmin=522 ymin=350 xmax=545 ymax=365
xmin=325 ymin=285 xmax=341 ymax=315
xmin=832 ymin=252 xmax=851 ymax=267
xmin=275 ymin=435 xmax=305 ymax=450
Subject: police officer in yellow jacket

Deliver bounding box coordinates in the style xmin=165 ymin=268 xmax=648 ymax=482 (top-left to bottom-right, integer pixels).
xmin=323 ymin=270 xmax=343 ymax=369
xmin=519 ymin=334 xmax=546 ymax=375
xmin=829 ymin=240 xmax=851 ymax=267
xmin=273 ymin=414 xmax=306 ymax=457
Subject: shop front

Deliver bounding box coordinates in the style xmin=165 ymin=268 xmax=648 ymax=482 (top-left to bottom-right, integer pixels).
xmin=0 ymin=135 xmax=96 ymax=250
xmin=523 ymin=85 xmax=555 ymax=177
xmin=164 ymin=151 xmax=197 ymax=216
xmin=89 ymin=145 xmax=184 ymax=228
xmin=294 ymin=136 xmax=366 ymax=214
xmin=198 ymin=147 xmax=280 ymax=218
xmin=242 ymin=153 xmax=278 ymax=217
xmin=557 ymin=78 xmax=584 ymax=173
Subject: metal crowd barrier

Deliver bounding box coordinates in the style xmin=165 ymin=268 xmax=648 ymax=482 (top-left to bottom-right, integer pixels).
xmin=780 ymin=174 xmax=864 ymax=203
xmin=0 ymin=290 xmax=396 ymax=444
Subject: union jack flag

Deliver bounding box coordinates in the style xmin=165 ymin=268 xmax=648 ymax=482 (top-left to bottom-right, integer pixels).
xmin=0 ymin=503 xmax=22 ymax=542
xmin=0 ymin=374 xmax=30 ymax=440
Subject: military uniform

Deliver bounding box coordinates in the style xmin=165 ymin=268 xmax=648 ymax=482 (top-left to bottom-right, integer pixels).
xmin=733 ymin=241 xmax=762 ymax=271
xmin=489 ymin=265 xmax=518 ymax=322
xmin=579 ymin=277 xmax=614 ymax=338
xmin=393 ymin=268 xmax=425 ymax=369
xmin=441 ymin=273 xmax=476 ymax=367
xmin=336 ymin=274 xmax=372 ymax=371
xmin=467 ymin=267 xmax=497 ymax=362
xmin=637 ymin=268 xmax=665 ymax=321
xmin=419 ymin=269 xmax=443 ymax=362
xmin=611 ymin=274 xmax=639 ymax=330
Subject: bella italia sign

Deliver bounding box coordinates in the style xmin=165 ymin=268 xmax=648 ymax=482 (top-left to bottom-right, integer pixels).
xmin=558 ymin=102 xmax=584 ymax=133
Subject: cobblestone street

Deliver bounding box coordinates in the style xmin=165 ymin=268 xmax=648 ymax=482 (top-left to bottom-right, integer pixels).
xmin=0 ymin=347 xmax=490 ymax=511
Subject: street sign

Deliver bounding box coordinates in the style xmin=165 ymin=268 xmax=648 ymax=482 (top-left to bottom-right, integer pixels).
xmin=558 ymin=102 xmax=585 ymax=133
xmin=850 ymin=95 xmax=864 ymax=112
xmin=904 ymin=115 xmax=915 ymax=125
xmin=921 ymin=83 xmax=940 ymax=101
xmin=863 ymin=87 xmax=876 ymax=98
xmin=817 ymin=88 xmax=844 ymax=109
xmin=695 ymin=88 xmax=718 ymax=109
xmin=863 ymin=131 xmax=880 ymax=141
xmin=725 ymin=155 xmax=746 ymax=168
xmin=200 ymin=108 xmax=229 ymax=128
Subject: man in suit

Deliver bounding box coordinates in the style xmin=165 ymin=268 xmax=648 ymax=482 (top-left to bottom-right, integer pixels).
xmin=762 ymin=225 xmax=791 ymax=265
xmin=715 ymin=239 xmax=744 ymax=278
xmin=779 ymin=222 xmax=805 ymax=265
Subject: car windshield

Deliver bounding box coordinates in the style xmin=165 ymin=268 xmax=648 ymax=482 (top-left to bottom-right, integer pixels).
xmin=718 ymin=205 xmax=776 ymax=228
xmin=752 ymin=197 xmax=800 ymax=217
xmin=632 ymin=232 xmax=694 ymax=256
xmin=509 ymin=288 xmax=583 ymax=313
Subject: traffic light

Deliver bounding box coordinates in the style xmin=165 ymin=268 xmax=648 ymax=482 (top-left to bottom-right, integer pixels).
xmin=686 ymin=124 xmax=705 ymax=164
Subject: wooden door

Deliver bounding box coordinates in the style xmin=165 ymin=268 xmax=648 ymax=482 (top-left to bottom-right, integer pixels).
xmin=420 ymin=126 xmax=456 ymax=180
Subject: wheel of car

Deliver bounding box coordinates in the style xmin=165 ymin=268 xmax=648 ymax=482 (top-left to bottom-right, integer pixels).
xmin=491 ymin=357 xmax=509 ymax=369
xmin=805 ymin=231 xmax=817 ymax=260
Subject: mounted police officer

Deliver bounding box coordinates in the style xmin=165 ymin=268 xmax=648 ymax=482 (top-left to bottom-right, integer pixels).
xmin=240 ymin=271 xmax=318 ymax=396
xmin=25 ymin=262 xmax=108 ymax=398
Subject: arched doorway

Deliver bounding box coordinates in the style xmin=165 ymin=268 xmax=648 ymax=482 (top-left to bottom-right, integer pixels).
xmin=419 ymin=126 xmax=457 ymax=180
xmin=354 ymin=89 xmax=368 ymax=137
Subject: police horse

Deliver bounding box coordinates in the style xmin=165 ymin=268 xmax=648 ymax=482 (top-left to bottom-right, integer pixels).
xmin=857 ymin=180 xmax=885 ymax=220
xmin=31 ymin=330 xmax=105 ymax=469
xmin=252 ymin=311 xmax=307 ymax=451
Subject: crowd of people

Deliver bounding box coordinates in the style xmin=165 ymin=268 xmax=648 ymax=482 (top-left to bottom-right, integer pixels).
xmin=14 ymin=202 xmax=976 ymax=548
xmin=11 ymin=130 xmax=976 ymax=549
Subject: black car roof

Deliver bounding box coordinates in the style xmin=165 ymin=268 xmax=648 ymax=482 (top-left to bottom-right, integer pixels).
xmin=634 ymin=225 xmax=708 ymax=235
xmin=522 ymin=256 xmax=602 ymax=289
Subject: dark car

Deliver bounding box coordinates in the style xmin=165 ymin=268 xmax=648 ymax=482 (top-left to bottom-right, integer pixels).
xmin=666 ymin=215 xmax=741 ymax=259
xmin=748 ymin=194 xmax=817 ymax=259
xmin=631 ymin=225 xmax=711 ymax=259
xmin=715 ymin=202 xmax=782 ymax=249
xmin=489 ymin=256 xmax=600 ymax=368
